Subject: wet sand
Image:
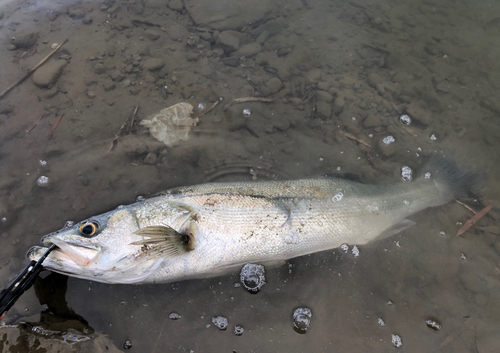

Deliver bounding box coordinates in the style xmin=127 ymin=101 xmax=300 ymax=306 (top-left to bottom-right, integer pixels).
xmin=0 ymin=0 xmax=499 ymax=351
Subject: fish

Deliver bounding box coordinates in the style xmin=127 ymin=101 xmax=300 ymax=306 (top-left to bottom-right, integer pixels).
xmin=27 ymin=154 xmax=483 ymax=284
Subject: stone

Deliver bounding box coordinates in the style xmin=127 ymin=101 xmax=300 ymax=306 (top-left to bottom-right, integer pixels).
xmin=255 ymin=31 xmax=269 ymax=45
xmin=109 ymin=71 xmax=125 ymax=82
xmin=82 ymin=16 xmax=93 ymax=25
xmin=316 ymin=101 xmax=332 ymax=120
xmin=217 ymin=31 xmax=239 ymax=51
xmin=68 ymin=7 xmax=85 ymax=19
xmin=406 ymin=101 xmax=432 ymax=124
xmin=118 ymin=135 xmax=148 ymax=155
xmin=221 ymin=57 xmax=239 ymax=67
xmin=305 ymin=69 xmax=322 ymax=84
xmin=333 ymin=95 xmax=345 ymax=114
xmin=362 ymin=114 xmax=383 ymax=128
xmin=143 ymin=58 xmax=165 ymax=71
xmin=144 ymin=28 xmax=161 ymax=41
xmin=32 ymin=60 xmax=67 ymax=88
xmin=168 ymin=0 xmax=184 ymax=11
xmin=93 ymin=63 xmax=106 ymax=74
xmin=184 ymin=0 xmax=273 ymax=30
xmin=186 ymin=52 xmax=200 ymax=61
xmin=315 ymin=90 xmax=333 ymax=103
xmin=103 ymin=80 xmax=115 ymax=91
xmin=250 ymin=17 xmax=288 ymax=36
xmin=72 ymin=197 xmax=86 ymax=210
xmin=231 ymin=43 xmax=261 ymax=58
xmin=12 ymin=32 xmax=38 ymax=49
xmin=265 ymin=78 xmax=282 ymax=94
xmin=144 ymin=152 xmax=158 ymax=165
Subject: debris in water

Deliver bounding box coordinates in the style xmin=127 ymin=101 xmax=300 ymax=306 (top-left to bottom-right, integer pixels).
xmin=240 ymin=263 xmax=266 ymax=293
xmin=399 ymin=114 xmax=412 ymax=125
xmin=382 ymin=136 xmax=395 ymax=145
xmin=401 ymin=166 xmax=412 ymax=181
xmin=140 ymin=102 xmax=198 ymax=147
xmin=457 ymin=205 xmax=493 ymax=237
xmin=123 ymin=340 xmax=132 ymax=349
xmin=426 ymin=319 xmax=441 ymax=331
xmin=36 ymin=176 xmax=49 ymax=187
xmin=233 ymin=325 xmax=244 ymax=336
xmin=169 ymin=312 xmax=181 ymax=320
xmin=107 ymin=104 xmax=139 ymax=153
xmin=49 ymin=114 xmax=64 ymax=139
xmin=292 ymin=307 xmax=312 ymax=334
xmin=391 ymin=334 xmax=402 ymax=347
xmin=212 ymin=316 xmax=228 ymax=330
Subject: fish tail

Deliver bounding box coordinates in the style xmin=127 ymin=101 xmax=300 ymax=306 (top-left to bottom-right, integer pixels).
xmin=418 ymin=152 xmax=485 ymax=204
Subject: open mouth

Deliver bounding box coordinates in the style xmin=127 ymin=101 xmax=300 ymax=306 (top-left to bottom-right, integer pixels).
xmin=39 ymin=238 xmax=100 ymax=267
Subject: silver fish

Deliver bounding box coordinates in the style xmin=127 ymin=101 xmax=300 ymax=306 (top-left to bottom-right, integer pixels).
xmin=28 ymin=155 xmax=482 ymax=284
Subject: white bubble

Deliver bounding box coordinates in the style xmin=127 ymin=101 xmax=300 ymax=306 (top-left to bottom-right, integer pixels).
xmin=340 ymin=244 xmax=349 ymax=253
xmin=336 ymin=166 xmax=341 ymax=171
xmin=378 ymin=318 xmax=385 ymax=327
xmin=440 ymin=231 xmax=445 ymax=236
xmin=197 ymin=103 xmax=206 ymax=110
xmin=368 ymin=134 xmax=373 ymax=138
xmin=242 ymin=108 xmax=251 ymax=117
xmin=319 ymin=157 xmax=323 ymax=161
xmin=351 ymin=245 xmax=359 ymax=257
xmin=461 ymin=253 xmax=466 ymax=260
xmin=430 ymin=134 xmax=437 ymax=141
xmin=292 ymin=307 xmax=312 ymax=333
xmin=64 ymin=221 xmax=74 ymax=228
xmin=426 ymin=320 xmax=441 ymax=331
xmin=382 ymin=136 xmax=395 ymax=145
xmin=233 ymin=325 xmax=244 ymax=336
xmin=351 ymin=116 xmax=356 ymax=120
xmin=392 ymin=334 xmax=402 ymax=347
xmin=136 ymin=195 xmax=145 ymax=202
xmin=36 ymin=176 xmax=49 ymax=187
xmin=1 ymin=217 xmax=6 ymax=223
xmin=39 ymin=160 xmax=47 ymax=166
xmin=169 ymin=312 xmax=181 ymax=320
xmin=401 ymin=166 xmax=412 ymax=181
xmin=424 ymin=172 xmax=432 ymax=179
xmin=399 ymin=114 xmax=411 ymax=125
xmin=332 ymin=192 xmax=344 ymax=202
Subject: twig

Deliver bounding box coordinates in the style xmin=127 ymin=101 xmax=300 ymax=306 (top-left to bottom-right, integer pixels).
xmin=0 ymin=39 xmax=68 ymax=100
xmin=48 ymin=114 xmax=64 ymax=139
xmin=107 ymin=104 xmax=139 ymax=154
xmin=335 ymin=127 xmax=372 ymax=148
xmin=455 ymin=200 xmax=477 ymax=214
xmin=194 ymin=100 xmax=219 ymax=119
xmin=25 ymin=114 xmax=45 ymax=134
xmin=457 ymin=205 xmax=493 ymax=237
xmin=229 ymin=97 xmax=274 ymax=104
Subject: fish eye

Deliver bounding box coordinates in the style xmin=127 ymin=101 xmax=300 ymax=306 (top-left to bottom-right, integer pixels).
xmin=79 ymin=221 xmax=100 ymax=237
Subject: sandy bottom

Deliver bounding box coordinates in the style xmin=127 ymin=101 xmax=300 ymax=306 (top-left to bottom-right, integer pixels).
xmin=0 ymin=0 xmax=499 ymax=351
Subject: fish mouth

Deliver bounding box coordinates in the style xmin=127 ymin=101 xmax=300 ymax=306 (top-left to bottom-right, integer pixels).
xmin=32 ymin=237 xmax=101 ymax=267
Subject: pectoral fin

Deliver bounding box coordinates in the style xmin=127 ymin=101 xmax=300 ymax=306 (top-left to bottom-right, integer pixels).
xmin=131 ymin=225 xmax=194 ymax=258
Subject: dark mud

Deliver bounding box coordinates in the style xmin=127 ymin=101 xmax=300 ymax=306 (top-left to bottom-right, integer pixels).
xmin=0 ymin=0 xmax=499 ymax=352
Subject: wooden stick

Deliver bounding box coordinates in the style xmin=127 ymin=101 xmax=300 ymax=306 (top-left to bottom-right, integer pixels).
xmin=48 ymin=114 xmax=64 ymax=139
xmin=457 ymin=205 xmax=493 ymax=237
xmin=194 ymin=100 xmax=219 ymax=119
xmin=335 ymin=128 xmax=372 ymax=148
xmin=107 ymin=104 xmax=139 ymax=154
xmin=0 ymin=39 xmax=68 ymax=100
xmin=229 ymin=97 xmax=274 ymax=104
xmin=455 ymin=200 xmax=477 ymax=214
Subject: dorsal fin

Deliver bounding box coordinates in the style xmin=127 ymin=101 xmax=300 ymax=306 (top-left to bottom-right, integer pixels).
xmin=130 ymin=226 xmax=194 ymax=258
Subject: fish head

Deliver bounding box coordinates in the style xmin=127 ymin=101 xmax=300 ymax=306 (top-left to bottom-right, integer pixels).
xmin=27 ymin=208 xmax=161 ymax=283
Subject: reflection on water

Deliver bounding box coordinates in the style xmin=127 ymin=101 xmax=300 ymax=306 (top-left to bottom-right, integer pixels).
xmin=0 ymin=0 xmax=499 ymax=351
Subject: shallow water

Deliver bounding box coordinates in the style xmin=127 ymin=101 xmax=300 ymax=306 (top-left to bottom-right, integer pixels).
xmin=1 ymin=0 xmax=499 ymax=351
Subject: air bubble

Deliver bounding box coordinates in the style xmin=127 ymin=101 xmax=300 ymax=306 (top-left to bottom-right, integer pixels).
xmin=426 ymin=319 xmax=441 ymax=331
xmin=424 ymin=172 xmax=432 ymax=180
xmin=64 ymin=221 xmax=74 ymax=228
xmin=461 ymin=253 xmax=466 ymax=260
xmin=391 ymin=334 xmax=402 ymax=347
xmin=1 ymin=217 xmax=7 ymax=223
xmin=169 ymin=312 xmax=181 ymax=320
xmin=212 ymin=316 xmax=228 ymax=330
xmin=331 ymin=192 xmax=344 ymax=202
xmin=430 ymin=133 xmax=437 ymax=141
xmin=401 ymin=166 xmax=412 ymax=181
xmin=36 ymin=176 xmax=49 ymax=187
xmin=240 ymin=263 xmax=266 ymax=293
xmin=242 ymin=108 xmax=251 ymax=117
xmin=233 ymin=325 xmax=244 ymax=336
xmin=439 ymin=231 xmax=445 ymax=236
xmin=399 ymin=114 xmax=412 ymax=126
xmin=382 ymin=136 xmax=395 ymax=145
xmin=377 ymin=318 xmax=385 ymax=327
xmin=123 ymin=340 xmax=132 ymax=349
xmin=351 ymin=245 xmax=359 ymax=257
xmin=136 ymin=195 xmax=145 ymax=202
xmin=39 ymin=160 xmax=47 ymax=166
xmin=198 ymin=103 xmax=206 ymax=110
xmin=292 ymin=307 xmax=312 ymax=334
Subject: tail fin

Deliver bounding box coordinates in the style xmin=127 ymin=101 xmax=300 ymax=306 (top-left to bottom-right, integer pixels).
xmin=418 ymin=153 xmax=485 ymax=203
